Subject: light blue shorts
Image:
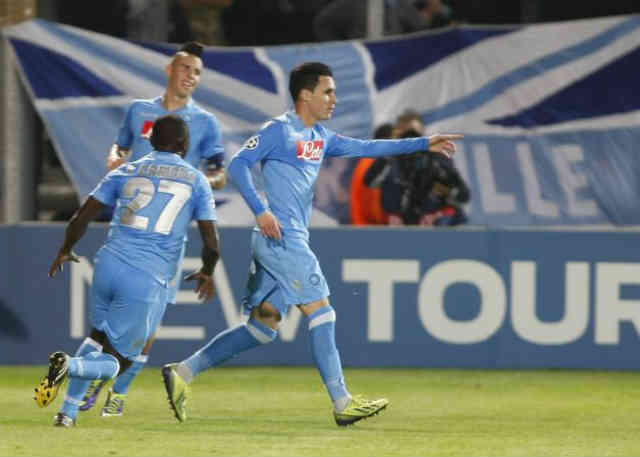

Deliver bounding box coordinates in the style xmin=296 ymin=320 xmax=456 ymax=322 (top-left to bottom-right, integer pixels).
xmin=90 ymin=248 xmax=168 ymax=360
xmin=242 ymin=231 xmax=330 ymax=315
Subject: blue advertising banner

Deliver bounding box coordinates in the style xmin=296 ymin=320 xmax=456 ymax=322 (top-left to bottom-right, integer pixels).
xmin=1 ymin=224 xmax=640 ymax=369
xmin=3 ymin=17 xmax=640 ymax=226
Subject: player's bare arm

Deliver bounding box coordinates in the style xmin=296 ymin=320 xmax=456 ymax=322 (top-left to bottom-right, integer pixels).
xmin=106 ymin=144 xmax=131 ymax=170
xmin=257 ymin=210 xmax=282 ymax=241
xmin=427 ymin=134 xmax=464 ymax=158
xmin=184 ymin=220 xmax=220 ymax=301
xmin=49 ymin=197 xmax=106 ymax=278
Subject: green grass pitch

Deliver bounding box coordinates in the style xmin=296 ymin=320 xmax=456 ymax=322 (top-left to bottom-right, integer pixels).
xmin=2 ymin=365 xmax=640 ymax=456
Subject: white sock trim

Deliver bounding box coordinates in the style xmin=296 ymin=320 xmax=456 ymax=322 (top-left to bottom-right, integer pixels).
xmin=64 ymin=394 xmax=83 ymax=406
xmin=333 ymin=395 xmax=351 ymax=413
xmin=309 ymin=309 xmax=336 ymax=330
xmin=71 ymin=358 xmax=83 ymax=377
xmin=133 ymin=354 xmax=148 ymax=363
xmin=108 ymin=357 xmax=120 ymax=379
xmin=246 ymin=323 xmax=275 ymax=344
xmin=176 ymin=363 xmax=194 ymax=384
xmin=81 ymin=337 xmax=103 ymax=352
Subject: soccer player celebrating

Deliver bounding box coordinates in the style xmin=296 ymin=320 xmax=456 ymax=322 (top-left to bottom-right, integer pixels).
xmin=36 ymin=115 xmax=220 ymax=427
xmin=82 ymin=42 xmax=226 ymax=416
xmin=161 ymin=62 xmax=462 ymax=426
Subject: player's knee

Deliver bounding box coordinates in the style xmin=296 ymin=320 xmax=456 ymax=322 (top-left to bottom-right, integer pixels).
xmin=252 ymin=302 xmax=282 ymax=328
xmin=246 ymin=317 xmax=278 ymax=344
xmin=308 ymin=305 xmax=336 ymax=330
xmin=100 ymin=339 xmax=133 ymax=375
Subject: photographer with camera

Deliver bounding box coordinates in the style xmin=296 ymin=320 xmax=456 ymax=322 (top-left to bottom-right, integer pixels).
xmin=365 ymin=111 xmax=470 ymax=226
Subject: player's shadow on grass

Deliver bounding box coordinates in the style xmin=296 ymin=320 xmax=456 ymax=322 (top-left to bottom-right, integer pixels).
xmin=0 ymin=300 xmax=29 ymax=340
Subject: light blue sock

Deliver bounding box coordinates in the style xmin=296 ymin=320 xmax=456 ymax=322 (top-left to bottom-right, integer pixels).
xmin=68 ymin=352 xmax=120 ymax=380
xmin=180 ymin=318 xmax=277 ymax=381
xmin=61 ymin=352 xmax=119 ymax=420
xmin=74 ymin=337 xmax=103 ymax=357
xmin=308 ymin=306 xmax=350 ymax=410
xmin=112 ymin=354 xmax=147 ymax=395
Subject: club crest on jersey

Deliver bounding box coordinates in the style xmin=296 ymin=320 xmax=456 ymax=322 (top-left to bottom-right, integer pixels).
xmin=243 ymin=135 xmax=260 ymax=150
xmin=141 ymin=120 xmax=155 ymax=139
xmin=297 ymin=140 xmax=324 ymax=161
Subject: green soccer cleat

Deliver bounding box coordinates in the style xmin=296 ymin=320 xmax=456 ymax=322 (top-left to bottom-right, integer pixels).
xmin=333 ymin=395 xmax=390 ymax=426
xmin=34 ymin=351 xmax=71 ymax=408
xmin=101 ymin=389 xmax=126 ymax=417
xmin=162 ymin=363 xmax=189 ymax=422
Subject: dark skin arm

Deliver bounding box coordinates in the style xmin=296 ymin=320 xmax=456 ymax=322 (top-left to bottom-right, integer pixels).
xmin=185 ymin=220 xmax=220 ymax=301
xmin=49 ymin=197 xmax=106 ymax=278
xmin=205 ymin=168 xmax=227 ymax=190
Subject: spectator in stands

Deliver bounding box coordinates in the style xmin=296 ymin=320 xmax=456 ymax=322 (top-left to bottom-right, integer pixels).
xmin=222 ymin=0 xmax=330 ymax=46
xmin=367 ymin=110 xmax=470 ymax=226
xmin=56 ymin=0 xmax=129 ymax=38
xmin=313 ymin=0 xmax=450 ymax=42
xmin=350 ymin=123 xmax=393 ymax=225
xmin=179 ymin=0 xmax=233 ymax=45
xmin=56 ymin=0 xmax=194 ymax=43
xmin=414 ymin=0 xmax=454 ymax=29
xmin=366 ymin=111 xmax=426 ymax=225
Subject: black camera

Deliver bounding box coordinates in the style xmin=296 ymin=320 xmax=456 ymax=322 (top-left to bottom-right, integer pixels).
xmin=389 ymin=129 xmax=469 ymax=224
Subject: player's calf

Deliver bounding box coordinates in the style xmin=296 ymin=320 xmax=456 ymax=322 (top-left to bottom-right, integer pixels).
xmin=79 ymin=379 xmax=108 ymax=411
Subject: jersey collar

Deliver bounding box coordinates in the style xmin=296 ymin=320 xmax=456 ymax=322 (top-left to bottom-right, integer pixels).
xmin=154 ymin=95 xmax=194 ymax=113
xmin=151 ymin=151 xmax=185 ymax=163
xmin=287 ymin=110 xmax=307 ymax=130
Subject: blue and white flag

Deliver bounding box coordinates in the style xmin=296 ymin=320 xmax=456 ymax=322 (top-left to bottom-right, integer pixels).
xmin=4 ymin=16 xmax=640 ymax=226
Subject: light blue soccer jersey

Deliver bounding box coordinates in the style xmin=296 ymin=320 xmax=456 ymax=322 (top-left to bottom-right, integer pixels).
xmin=90 ymin=152 xmax=217 ymax=284
xmin=228 ymin=111 xmax=430 ymax=238
xmin=116 ymin=96 xmax=225 ymax=169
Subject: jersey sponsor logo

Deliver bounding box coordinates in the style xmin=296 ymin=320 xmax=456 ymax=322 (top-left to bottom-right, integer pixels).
xmin=141 ymin=120 xmax=155 ymax=139
xmin=296 ymin=140 xmax=324 ymax=161
xmin=243 ymin=135 xmax=260 ymax=150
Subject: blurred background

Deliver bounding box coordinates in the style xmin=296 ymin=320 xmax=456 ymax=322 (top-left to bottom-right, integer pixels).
xmin=1 ymin=0 xmax=639 ymax=224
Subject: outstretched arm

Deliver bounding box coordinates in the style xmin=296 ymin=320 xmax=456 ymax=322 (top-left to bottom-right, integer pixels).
xmin=327 ymin=133 xmax=463 ymax=159
xmin=185 ymin=220 xmax=220 ymax=301
xmin=427 ymin=134 xmax=463 ymax=158
xmin=49 ymin=197 xmax=105 ymax=277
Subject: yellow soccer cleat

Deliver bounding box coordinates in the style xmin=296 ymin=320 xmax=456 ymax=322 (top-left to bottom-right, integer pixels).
xmin=34 ymin=351 xmax=70 ymax=408
xmin=333 ymin=395 xmax=389 ymax=426
xmin=162 ymin=363 xmax=190 ymax=422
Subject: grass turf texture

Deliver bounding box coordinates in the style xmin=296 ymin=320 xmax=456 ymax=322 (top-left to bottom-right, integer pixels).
xmin=2 ymin=366 xmax=640 ymax=456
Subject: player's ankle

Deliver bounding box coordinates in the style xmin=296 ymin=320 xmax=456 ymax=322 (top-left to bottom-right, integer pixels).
xmin=175 ymin=362 xmax=194 ymax=384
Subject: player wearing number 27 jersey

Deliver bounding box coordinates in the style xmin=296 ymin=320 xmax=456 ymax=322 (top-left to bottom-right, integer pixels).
xmin=90 ymin=116 xmax=218 ymax=361
xmin=80 ymin=43 xmax=225 ymax=419
xmin=93 ymin=150 xmax=215 ymax=289
xmin=39 ymin=115 xmax=220 ymax=427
